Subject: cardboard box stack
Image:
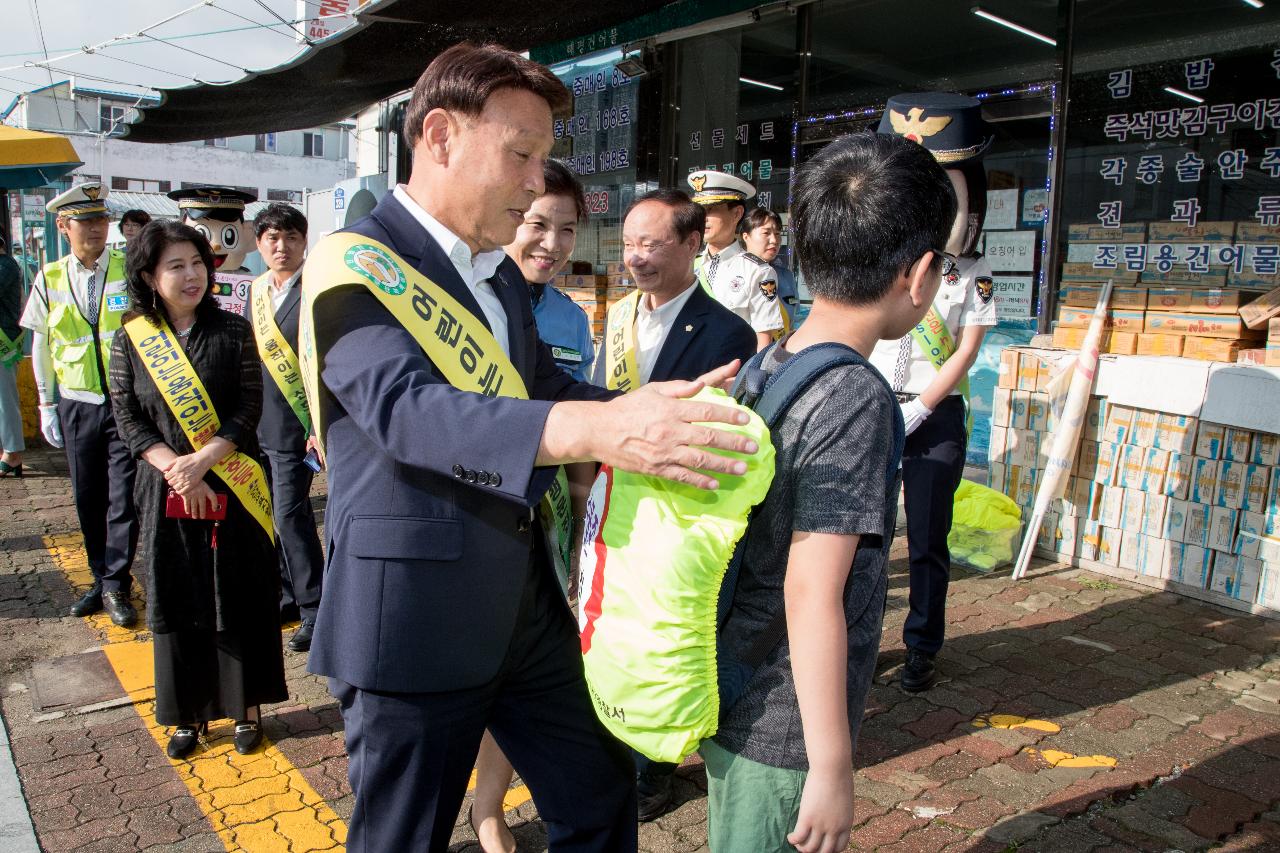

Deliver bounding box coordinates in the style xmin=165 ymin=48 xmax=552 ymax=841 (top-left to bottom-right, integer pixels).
xmin=1058 ymin=221 xmax=1280 ymax=362
xmin=554 ymin=263 xmax=634 ymax=339
xmin=989 ymin=346 xmax=1280 ymax=614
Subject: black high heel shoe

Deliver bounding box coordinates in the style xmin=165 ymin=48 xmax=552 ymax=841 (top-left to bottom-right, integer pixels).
xmin=166 ymin=722 xmax=206 ymax=759
xmin=0 ymin=460 xmax=21 ymax=478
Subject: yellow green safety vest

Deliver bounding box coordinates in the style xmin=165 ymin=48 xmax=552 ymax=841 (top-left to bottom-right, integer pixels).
xmin=43 ymin=250 xmax=128 ymax=395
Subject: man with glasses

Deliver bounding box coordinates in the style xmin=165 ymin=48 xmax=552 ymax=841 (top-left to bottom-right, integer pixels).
xmin=869 ymin=93 xmax=997 ymax=693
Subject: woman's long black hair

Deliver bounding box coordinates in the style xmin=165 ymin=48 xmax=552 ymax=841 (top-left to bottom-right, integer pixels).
xmin=124 ymin=220 xmax=222 ymax=325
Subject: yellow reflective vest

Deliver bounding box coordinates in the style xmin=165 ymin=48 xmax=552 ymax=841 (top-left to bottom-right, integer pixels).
xmin=42 ymin=250 xmax=128 ymax=395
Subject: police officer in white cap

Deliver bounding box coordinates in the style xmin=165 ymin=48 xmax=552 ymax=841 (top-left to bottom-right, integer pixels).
xmin=20 ymin=182 xmax=138 ymax=626
xmin=687 ymin=170 xmax=784 ymax=351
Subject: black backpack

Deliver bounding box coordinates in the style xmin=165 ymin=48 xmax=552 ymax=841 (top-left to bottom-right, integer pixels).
xmin=716 ymin=341 xmax=905 ymax=717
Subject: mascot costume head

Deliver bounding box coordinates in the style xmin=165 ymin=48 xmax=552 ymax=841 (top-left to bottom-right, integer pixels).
xmin=167 ymin=185 xmax=258 ymax=272
xmin=877 ymin=92 xmax=993 ymax=259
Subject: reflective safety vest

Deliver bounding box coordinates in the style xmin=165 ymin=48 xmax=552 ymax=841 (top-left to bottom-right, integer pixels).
xmin=43 ymin=250 xmax=128 ymax=395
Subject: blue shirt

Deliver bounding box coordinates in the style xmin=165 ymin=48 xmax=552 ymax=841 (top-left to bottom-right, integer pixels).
xmin=530 ymin=283 xmax=595 ymax=382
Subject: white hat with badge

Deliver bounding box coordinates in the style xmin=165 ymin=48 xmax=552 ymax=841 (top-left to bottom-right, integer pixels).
xmin=686 ymin=170 xmax=756 ymax=205
xmin=46 ymin=182 xmax=110 ymax=219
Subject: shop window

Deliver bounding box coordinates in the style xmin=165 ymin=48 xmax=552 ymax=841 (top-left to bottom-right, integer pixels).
xmin=1056 ymin=4 xmax=1280 ymax=315
xmin=255 ymin=133 xmax=278 ymax=153
xmin=303 ymin=132 xmax=325 ymax=157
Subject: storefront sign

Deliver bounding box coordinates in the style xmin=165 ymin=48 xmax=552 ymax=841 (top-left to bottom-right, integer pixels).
xmin=984 ymin=231 xmax=1037 ymax=272
xmin=1022 ymin=189 xmax=1048 ymax=226
xmin=531 ymin=0 xmax=766 ymax=63
xmin=21 ymin=195 xmax=44 ymax=221
xmin=986 ymin=189 xmax=1019 ymax=231
xmin=993 ymin=275 xmax=1034 ymax=319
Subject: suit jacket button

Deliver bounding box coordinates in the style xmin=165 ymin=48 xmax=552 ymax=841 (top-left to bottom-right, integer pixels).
xmin=490 ymin=472 xmax=502 ymax=487
xmin=477 ymin=471 xmax=491 ymax=485
xmin=464 ymin=469 xmax=477 ymax=483
xmin=452 ymin=464 xmax=465 ymax=478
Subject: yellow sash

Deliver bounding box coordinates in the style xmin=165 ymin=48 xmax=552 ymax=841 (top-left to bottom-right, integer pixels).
xmin=250 ymin=273 xmax=312 ymax=434
xmin=909 ymin=304 xmax=972 ymax=432
xmin=602 ymin=290 xmax=642 ymax=392
xmin=297 ymin=233 xmax=575 ymax=590
xmin=0 ymin=328 xmax=22 ymax=368
xmin=123 ymin=315 xmax=274 ymax=540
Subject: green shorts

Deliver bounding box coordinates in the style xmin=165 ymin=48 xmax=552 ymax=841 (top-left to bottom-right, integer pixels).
xmin=701 ymin=738 xmax=808 ymax=853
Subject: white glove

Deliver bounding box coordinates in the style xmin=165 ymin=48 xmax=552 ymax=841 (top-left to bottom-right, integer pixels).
xmin=39 ymin=403 xmax=63 ymax=449
xmin=900 ymin=398 xmax=933 ymax=437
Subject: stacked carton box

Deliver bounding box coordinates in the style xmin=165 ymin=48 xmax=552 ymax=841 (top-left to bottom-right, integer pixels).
xmin=989 ymin=346 xmax=1280 ymax=614
xmin=555 ymin=272 xmax=635 ymax=339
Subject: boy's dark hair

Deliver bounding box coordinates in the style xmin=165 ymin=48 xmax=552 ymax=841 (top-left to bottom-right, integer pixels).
xmin=627 ymin=189 xmax=706 ymax=243
xmin=403 ymin=42 xmax=571 ymax=149
xmin=254 ymin=203 xmax=308 ymax=238
xmin=739 ymin=206 xmax=782 ymax=235
xmin=125 ymin=220 xmax=221 ymax=324
xmin=544 ymin=159 xmax=587 ymax=222
xmin=792 ymin=132 xmax=956 ymax=305
xmin=120 ymin=209 xmax=151 ymax=228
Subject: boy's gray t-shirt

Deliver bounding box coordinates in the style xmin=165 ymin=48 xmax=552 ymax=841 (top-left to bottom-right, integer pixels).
xmin=713 ymin=343 xmax=900 ymax=771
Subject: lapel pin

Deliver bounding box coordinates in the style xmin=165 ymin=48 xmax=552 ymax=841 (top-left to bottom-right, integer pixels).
xmin=685 ymin=324 xmax=693 ymax=332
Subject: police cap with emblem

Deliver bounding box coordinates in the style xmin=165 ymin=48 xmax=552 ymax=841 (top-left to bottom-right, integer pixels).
xmin=167 ymin=185 xmax=257 ymax=222
xmin=876 ymin=92 xmax=993 ymax=164
xmin=46 ymin=182 xmax=110 ymax=220
xmin=686 ymin=170 xmax=757 ymax=206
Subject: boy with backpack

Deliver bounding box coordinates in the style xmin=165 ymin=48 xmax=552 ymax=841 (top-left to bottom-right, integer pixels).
xmin=706 ymin=131 xmax=957 ymax=852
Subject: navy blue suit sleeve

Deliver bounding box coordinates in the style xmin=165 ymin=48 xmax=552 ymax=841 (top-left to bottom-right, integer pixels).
xmin=318 ymin=289 xmax=558 ymax=505
xmin=527 ymin=316 xmax=615 ymax=403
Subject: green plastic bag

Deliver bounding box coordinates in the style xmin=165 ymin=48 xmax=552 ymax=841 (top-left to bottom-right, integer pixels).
xmin=949 ymin=479 xmax=1023 ymax=572
xmin=577 ymin=387 xmax=775 ymax=763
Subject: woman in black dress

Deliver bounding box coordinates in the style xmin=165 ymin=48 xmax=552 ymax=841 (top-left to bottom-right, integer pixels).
xmin=108 ymin=220 xmax=286 ymax=758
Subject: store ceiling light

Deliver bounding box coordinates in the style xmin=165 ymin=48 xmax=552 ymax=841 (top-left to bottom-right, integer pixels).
xmin=1243 ymin=0 xmax=1264 ymax=8
xmin=971 ymin=7 xmax=1057 ymax=46
xmin=1164 ymin=86 xmax=1205 ymax=103
xmin=740 ymin=76 xmax=785 ymax=91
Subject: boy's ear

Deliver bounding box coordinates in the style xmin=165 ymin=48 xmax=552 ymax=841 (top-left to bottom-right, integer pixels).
xmin=905 ymin=251 xmax=937 ymax=308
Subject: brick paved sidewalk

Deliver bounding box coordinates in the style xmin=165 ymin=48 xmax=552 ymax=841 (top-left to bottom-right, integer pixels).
xmin=2 ymin=449 xmax=1279 ymax=852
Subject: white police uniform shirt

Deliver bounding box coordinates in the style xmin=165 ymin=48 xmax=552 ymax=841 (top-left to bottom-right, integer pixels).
xmin=869 ymin=254 xmax=998 ymax=396
xmin=701 ymin=241 xmax=784 ymax=334
xmin=20 ymin=247 xmax=116 ymax=405
xmin=530 ymin=283 xmax=594 ymax=382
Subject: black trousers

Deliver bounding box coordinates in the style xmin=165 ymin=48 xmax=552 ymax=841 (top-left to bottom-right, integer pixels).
xmin=59 ymin=398 xmax=138 ymax=593
xmin=263 ymin=449 xmax=324 ymax=620
xmin=901 ymin=394 xmax=967 ymax=657
xmin=330 ymin=554 xmax=637 ymax=853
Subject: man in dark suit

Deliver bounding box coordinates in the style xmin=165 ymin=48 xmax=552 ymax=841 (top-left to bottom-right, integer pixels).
xmin=304 ymin=43 xmax=759 ymax=853
xmin=592 ymin=189 xmax=756 ymax=821
xmin=593 ymin=189 xmax=756 ymax=390
xmin=243 ymin=203 xmax=325 ymax=651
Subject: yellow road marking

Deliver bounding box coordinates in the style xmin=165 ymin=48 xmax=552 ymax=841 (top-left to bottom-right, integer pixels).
xmin=1025 ymin=747 xmax=1117 ymax=769
xmin=45 ymin=534 xmax=347 ymax=852
xmin=972 ymin=713 xmax=1061 ymax=733
xmin=466 ymin=768 xmax=534 ymax=812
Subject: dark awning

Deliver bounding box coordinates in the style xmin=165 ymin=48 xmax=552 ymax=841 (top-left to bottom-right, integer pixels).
xmin=125 ymin=0 xmax=672 ymax=144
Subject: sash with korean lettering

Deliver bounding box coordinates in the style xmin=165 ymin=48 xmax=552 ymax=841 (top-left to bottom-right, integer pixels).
xmin=602 ymin=290 xmax=642 ymax=393
xmin=123 ymin=315 xmax=274 ymax=540
xmin=297 ymin=233 xmax=576 ymax=592
xmin=250 ymin=273 xmax=312 ymax=434
xmin=0 ymin=328 xmax=22 ymax=368
xmin=909 ymin=304 xmax=973 ymax=432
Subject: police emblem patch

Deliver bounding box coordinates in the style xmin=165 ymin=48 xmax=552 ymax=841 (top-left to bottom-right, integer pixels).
xmin=975 ymin=276 xmax=994 ymax=304
xmin=690 ymin=174 xmax=707 ymax=192
xmin=346 ymin=245 xmax=407 ymax=296
xmin=729 ymin=275 xmax=746 ymax=293
xmin=759 ymin=279 xmax=777 ymax=300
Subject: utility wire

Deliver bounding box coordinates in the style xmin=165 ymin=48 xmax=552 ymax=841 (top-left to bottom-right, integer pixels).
xmin=251 ymin=0 xmax=312 ymax=45
xmin=139 ymin=32 xmax=250 ymax=75
xmin=212 ymin=1 xmax=304 ymax=44
xmin=27 ymin=0 xmax=66 ymax=130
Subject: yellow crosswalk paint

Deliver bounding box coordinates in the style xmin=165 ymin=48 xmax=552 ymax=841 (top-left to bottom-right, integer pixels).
xmin=1025 ymin=747 xmax=1117 ymax=769
xmin=44 ymin=534 xmax=347 ymax=852
xmin=972 ymin=713 xmax=1062 ymax=733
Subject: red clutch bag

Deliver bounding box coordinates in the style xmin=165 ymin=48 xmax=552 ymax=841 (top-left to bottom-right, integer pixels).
xmin=165 ymin=490 xmax=228 ymax=521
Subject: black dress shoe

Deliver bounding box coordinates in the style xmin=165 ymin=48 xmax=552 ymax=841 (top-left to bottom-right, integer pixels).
xmin=901 ymin=647 xmax=938 ymax=693
xmin=233 ymin=720 xmax=263 ymax=754
xmin=166 ymin=723 xmax=205 ymax=759
xmin=279 ymin=603 xmax=300 ymax=625
xmin=636 ymin=769 xmax=675 ymax=822
xmin=102 ymin=591 xmax=137 ymax=628
xmin=70 ymin=587 xmax=103 ymax=617
xmin=287 ymin=617 xmax=315 ymax=652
